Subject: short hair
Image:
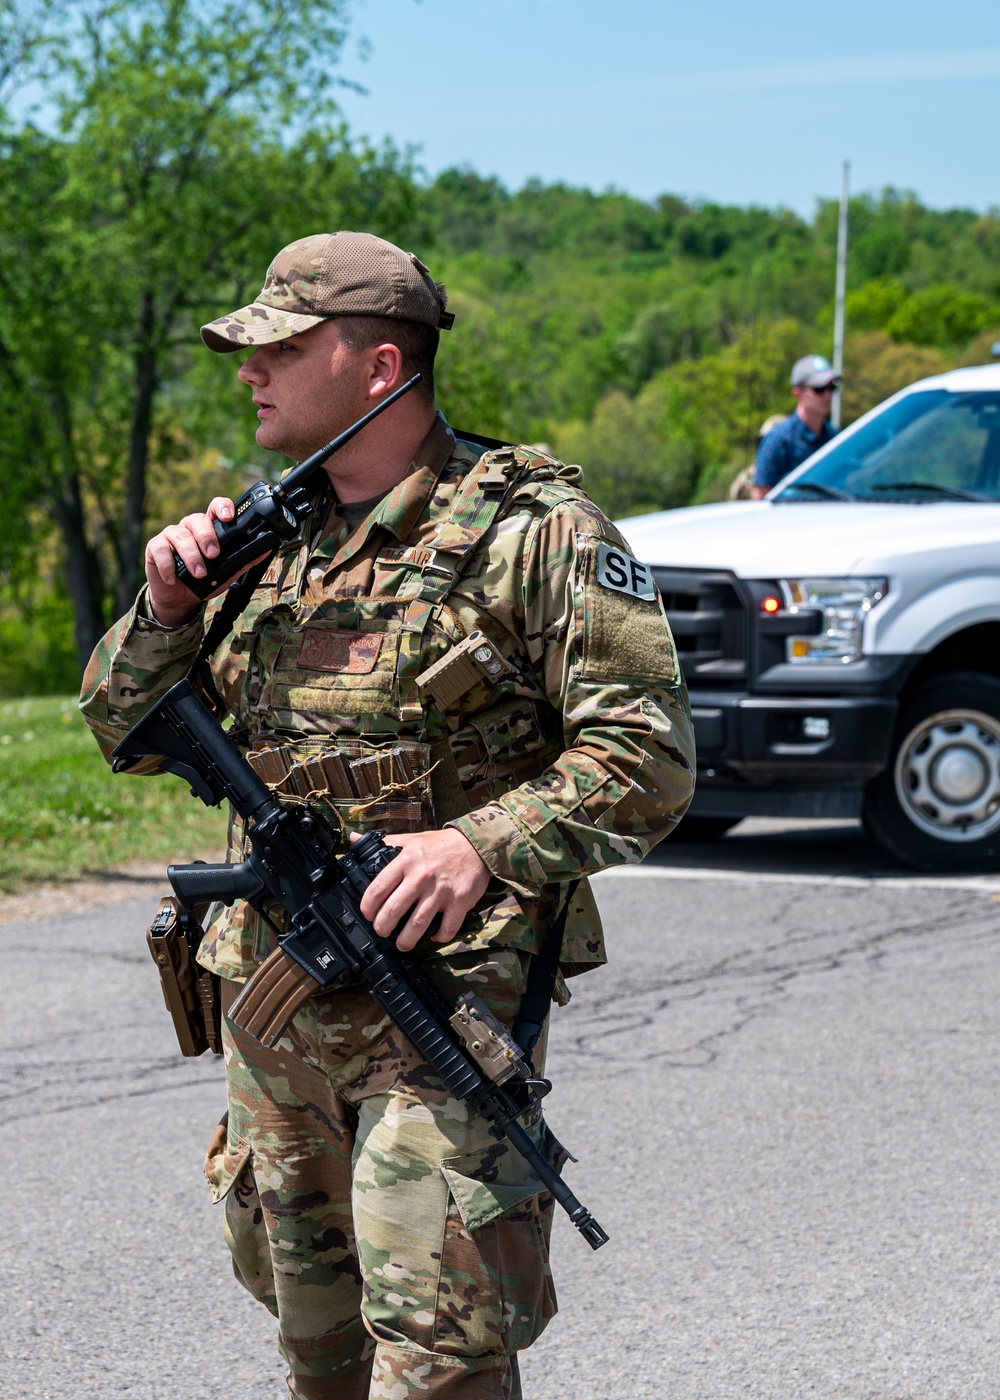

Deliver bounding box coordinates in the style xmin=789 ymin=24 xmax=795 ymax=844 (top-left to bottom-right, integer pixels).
xmin=334 ymin=314 xmax=439 ymax=399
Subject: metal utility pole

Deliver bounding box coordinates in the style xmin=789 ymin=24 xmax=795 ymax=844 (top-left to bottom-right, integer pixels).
xmin=832 ymin=160 xmax=850 ymax=430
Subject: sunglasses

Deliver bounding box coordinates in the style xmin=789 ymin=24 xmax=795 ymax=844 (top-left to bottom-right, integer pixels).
xmin=807 ymin=382 xmax=836 ymax=394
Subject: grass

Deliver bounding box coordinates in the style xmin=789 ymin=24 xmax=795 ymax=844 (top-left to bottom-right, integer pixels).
xmin=0 ymin=695 xmax=228 ymax=893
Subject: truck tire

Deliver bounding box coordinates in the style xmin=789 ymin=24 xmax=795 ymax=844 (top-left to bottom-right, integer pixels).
xmin=672 ymin=815 xmax=742 ymax=843
xmin=862 ymin=671 xmax=1000 ymax=871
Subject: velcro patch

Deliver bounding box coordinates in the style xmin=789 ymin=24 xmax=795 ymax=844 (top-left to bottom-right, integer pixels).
xmin=596 ymin=543 xmax=656 ymax=601
xmin=375 ymin=546 xmax=433 ymax=570
xmin=297 ymin=629 xmax=384 ymax=673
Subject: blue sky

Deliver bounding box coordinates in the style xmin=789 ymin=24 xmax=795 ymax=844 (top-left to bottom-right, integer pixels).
xmin=337 ymin=0 xmax=1000 ymax=214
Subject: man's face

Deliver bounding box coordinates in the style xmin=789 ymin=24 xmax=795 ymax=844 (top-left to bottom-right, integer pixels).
xmin=236 ymin=321 xmax=370 ymax=459
xmin=794 ymin=381 xmax=836 ymax=414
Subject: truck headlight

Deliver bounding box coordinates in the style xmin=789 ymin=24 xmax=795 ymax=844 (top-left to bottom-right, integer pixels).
xmin=779 ymin=578 xmax=888 ymax=664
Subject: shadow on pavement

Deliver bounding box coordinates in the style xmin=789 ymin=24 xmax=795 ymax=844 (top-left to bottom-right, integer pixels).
xmin=645 ymin=817 xmax=913 ymax=880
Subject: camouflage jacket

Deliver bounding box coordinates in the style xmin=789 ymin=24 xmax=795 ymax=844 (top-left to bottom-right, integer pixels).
xmin=80 ymin=414 xmax=695 ymax=984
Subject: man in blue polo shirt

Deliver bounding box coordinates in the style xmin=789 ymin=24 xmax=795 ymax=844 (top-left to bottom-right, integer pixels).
xmin=752 ymin=354 xmax=840 ymax=498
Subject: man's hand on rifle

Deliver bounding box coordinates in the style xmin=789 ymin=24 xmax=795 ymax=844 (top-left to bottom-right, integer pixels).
xmin=144 ymin=498 xmax=237 ymax=627
xmin=355 ymin=828 xmax=491 ymax=952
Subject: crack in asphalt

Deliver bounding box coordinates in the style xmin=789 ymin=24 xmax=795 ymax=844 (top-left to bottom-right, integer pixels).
xmin=8 ymin=886 xmax=999 ymax=1121
xmin=550 ymin=894 xmax=1000 ymax=1079
xmin=3 ymin=1006 xmax=183 ymax=1057
xmin=1 ymin=1052 xmax=204 ymax=1099
xmin=3 ymin=1038 xmax=225 ymax=1124
xmin=3 ymin=1071 xmax=225 ymax=1125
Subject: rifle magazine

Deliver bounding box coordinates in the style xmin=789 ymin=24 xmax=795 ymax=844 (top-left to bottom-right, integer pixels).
xmin=230 ymin=945 xmax=321 ymax=1047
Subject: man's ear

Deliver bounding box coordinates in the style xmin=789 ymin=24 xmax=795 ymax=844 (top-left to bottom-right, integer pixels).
xmin=368 ymin=341 xmax=404 ymax=396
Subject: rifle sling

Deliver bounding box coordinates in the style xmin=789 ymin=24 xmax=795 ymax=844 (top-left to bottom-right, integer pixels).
xmin=513 ymin=880 xmax=579 ymax=1061
xmin=192 ymin=553 xmax=275 ymax=673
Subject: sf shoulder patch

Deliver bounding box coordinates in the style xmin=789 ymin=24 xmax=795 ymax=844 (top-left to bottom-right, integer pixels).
xmin=596 ymin=543 xmax=657 ymax=601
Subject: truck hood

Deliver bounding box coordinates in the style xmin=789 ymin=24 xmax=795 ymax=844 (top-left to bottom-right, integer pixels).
xmin=618 ymin=501 xmax=1000 ymax=578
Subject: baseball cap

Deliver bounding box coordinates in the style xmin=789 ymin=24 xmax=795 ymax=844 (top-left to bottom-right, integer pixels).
xmin=791 ymin=354 xmax=839 ymax=389
xmin=200 ymin=231 xmax=454 ymax=353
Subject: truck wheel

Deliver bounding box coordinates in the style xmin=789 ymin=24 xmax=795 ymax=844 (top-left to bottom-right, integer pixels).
xmin=672 ymin=815 xmax=742 ymax=843
xmin=862 ymin=671 xmax=1000 ymax=871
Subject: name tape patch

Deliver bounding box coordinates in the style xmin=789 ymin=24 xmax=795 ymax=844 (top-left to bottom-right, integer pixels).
xmin=596 ymin=544 xmax=657 ymax=601
xmin=375 ymin=546 xmax=433 ymax=570
xmin=297 ymin=629 xmax=384 ymax=674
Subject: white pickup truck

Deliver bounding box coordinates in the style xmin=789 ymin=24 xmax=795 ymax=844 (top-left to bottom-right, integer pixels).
xmin=622 ymin=362 xmax=1000 ymax=870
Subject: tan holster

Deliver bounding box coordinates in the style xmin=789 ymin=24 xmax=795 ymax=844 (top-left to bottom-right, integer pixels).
xmin=146 ymin=897 xmax=223 ymax=1057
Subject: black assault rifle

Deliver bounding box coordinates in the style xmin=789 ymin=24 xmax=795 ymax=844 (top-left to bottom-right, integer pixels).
xmin=174 ymin=373 xmax=422 ymax=599
xmin=112 ymin=679 xmax=608 ymax=1250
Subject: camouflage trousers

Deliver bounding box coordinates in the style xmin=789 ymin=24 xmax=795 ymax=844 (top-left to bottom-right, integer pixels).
xmin=206 ymin=949 xmax=562 ymax=1399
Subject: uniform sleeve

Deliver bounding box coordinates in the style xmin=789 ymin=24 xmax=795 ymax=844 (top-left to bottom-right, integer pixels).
xmin=79 ymin=586 xmax=207 ymax=767
xmin=754 ymin=427 xmax=788 ymax=489
xmin=447 ymin=502 xmax=696 ymax=895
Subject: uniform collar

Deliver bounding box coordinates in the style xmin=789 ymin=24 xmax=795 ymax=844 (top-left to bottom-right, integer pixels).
xmin=318 ymin=411 xmax=456 ymax=572
xmin=369 ymin=411 xmax=456 ymax=543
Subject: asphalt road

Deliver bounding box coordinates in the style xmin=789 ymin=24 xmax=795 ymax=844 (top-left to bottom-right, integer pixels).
xmin=3 ymin=818 xmax=1000 ymax=1399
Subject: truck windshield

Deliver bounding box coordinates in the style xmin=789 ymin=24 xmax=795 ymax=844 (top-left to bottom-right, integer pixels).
xmin=774 ymin=390 xmax=1000 ymax=503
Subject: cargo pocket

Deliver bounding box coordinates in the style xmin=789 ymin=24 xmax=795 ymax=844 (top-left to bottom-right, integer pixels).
xmin=449 ymin=699 xmax=558 ymax=807
xmin=204 ymin=1111 xmax=252 ymax=1203
xmin=434 ymin=1121 xmax=568 ymax=1355
xmin=204 ymin=1112 xmax=278 ymax=1315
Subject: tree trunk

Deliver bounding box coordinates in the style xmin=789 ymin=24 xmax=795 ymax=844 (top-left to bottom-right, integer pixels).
xmin=115 ymin=288 xmax=158 ymax=618
xmin=50 ymin=469 xmax=107 ymax=675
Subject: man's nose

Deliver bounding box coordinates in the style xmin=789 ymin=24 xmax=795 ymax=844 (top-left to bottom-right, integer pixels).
xmin=238 ymin=350 xmax=266 ymax=385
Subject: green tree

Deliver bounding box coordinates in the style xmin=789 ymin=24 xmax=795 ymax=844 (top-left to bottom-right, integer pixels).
xmin=842 ymin=278 xmax=909 ymax=332
xmin=0 ymin=0 xmax=63 ymax=100
xmin=886 ymin=285 xmax=1000 ymax=348
xmin=841 ymin=331 xmax=946 ymax=422
xmin=613 ymin=287 xmax=732 ymax=392
xmin=552 ymin=392 xmax=697 ymax=519
xmin=553 ymin=318 xmax=809 ymax=514
xmin=956 ymin=328 xmax=1000 ymax=367
xmin=0 ymin=0 xmax=417 ymax=672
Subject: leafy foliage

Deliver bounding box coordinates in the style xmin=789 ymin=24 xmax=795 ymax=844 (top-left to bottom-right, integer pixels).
xmin=841 ymin=333 xmax=946 ymax=425
xmin=423 ymin=180 xmax=1000 ymax=515
xmin=0 ymin=0 xmax=414 ymax=668
xmin=886 ymin=286 xmax=1000 ymax=347
xmin=3 ymin=16 xmax=1000 ymax=687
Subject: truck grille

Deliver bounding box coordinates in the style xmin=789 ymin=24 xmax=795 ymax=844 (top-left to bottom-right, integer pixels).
xmin=652 ymin=568 xmax=748 ymax=688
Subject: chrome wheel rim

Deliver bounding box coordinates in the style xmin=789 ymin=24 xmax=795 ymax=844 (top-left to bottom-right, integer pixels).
xmin=894 ymin=707 xmax=1000 ymax=843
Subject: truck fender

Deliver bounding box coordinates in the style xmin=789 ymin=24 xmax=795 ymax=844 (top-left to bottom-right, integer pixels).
xmin=869 ymin=575 xmax=1000 ymax=657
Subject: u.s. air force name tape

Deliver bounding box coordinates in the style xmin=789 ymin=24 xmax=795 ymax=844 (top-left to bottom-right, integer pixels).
xmin=596 ymin=543 xmax=657 ymax=601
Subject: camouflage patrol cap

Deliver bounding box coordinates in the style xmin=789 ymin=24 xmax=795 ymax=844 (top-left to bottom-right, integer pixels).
xmin=200 ymin=231 xmax=454 ymax=353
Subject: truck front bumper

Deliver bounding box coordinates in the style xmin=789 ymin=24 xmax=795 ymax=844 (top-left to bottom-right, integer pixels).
xmin=688 ymin=691 xmax=898 ymax=820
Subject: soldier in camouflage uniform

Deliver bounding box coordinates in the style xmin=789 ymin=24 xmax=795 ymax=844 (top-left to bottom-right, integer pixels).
xmin=80 ymin=231 xmax=695 ymax=1399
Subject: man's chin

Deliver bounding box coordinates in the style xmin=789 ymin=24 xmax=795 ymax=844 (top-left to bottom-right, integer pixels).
xmin=255 ymin=422 xmax=292 ymax=455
